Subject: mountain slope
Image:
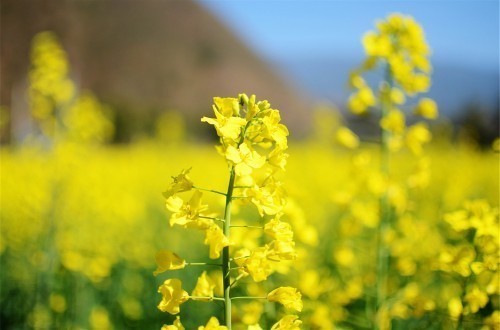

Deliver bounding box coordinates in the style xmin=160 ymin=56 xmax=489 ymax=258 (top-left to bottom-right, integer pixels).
xmin=0 ymin=0 xmax=312 ymax=142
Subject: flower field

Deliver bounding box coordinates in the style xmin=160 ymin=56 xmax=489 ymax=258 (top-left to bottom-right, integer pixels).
xmin=1 ymin=13 xmax=499 ymax=330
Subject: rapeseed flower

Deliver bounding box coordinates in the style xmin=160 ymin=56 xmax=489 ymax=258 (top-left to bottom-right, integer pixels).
xmin=267 ymin=287 xmax=303 ymax=312
xmin=157 ymin=279 xmax=189 ymax=314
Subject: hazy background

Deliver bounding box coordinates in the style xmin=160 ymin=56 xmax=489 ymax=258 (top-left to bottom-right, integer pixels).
xmin=1 ymin=0 xmax=498 ymax=143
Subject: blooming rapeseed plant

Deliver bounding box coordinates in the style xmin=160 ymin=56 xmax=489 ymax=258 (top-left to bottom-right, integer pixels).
xmin=156 ymin=94 xmax=301 ymax=329
xmin=347 ymin=13 xmax=439 ymax=328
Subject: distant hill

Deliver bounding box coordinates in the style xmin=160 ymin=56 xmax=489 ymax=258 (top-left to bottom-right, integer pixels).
xmin=0 ymin=0 xmax=312 ymax=143
xmin=271 ymin=55 xmax=499 ymax=118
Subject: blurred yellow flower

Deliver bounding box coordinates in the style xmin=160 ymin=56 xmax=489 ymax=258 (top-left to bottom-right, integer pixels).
xmin=198 ymin=317 xmax=228 ymax=330
xmin=414 ymin=98 xmax=438 ymax=119
xmin=191 ymin=271 xmax=216 ymax=301
xmin=336 ymin=126 xmax=360 ymax=149
xmin=161 ymin=316 xmax=185 ymax=330
xmin=270 ymin=315 xmax=302 ymax=330
xmin=204 ymin=224 xmax=229 ymax=259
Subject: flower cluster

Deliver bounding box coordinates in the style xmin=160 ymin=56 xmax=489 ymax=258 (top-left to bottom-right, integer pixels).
xmin=441 ymin=200 xmax=499 ymax=320
xmin=348 ymin=13 xmax=438 ymax=156
xmin=156 ymin=95 xmax=301 ymax=329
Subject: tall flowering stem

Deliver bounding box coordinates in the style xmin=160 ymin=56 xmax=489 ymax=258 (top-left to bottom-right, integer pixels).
xmin=222 ymin=167 xmax=235 ymax=327
xmin=376 ymin=65 xmax=393 ymax=312
xmin=348 ymin=14 xmax=437 ymax=328
xmin=155 ymin=94 xmax=302 ymax=329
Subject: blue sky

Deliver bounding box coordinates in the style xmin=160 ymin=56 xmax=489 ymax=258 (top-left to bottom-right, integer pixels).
xmin=198 ymin=0 xmax=499 ymax=71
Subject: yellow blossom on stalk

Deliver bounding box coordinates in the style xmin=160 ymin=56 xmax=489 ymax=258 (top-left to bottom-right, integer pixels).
xmin=198 ymin=317 xmax=228 ymax=330
xmin=204 ymin=224 xmax=229 ymax=259
xmin=267 ymin=287 xmax=303 ymax=312
xmin=261 ymin=109 xmax=289 ymax=149
xmin=162 ymin=316 xmax=185 ymax=330
xmin=390 ymin=88 xmax=406 ymax=105
xmin=405 ymin=123 xmax=432 ymax=155
xmin=162 ymin=168 xmax=194 ymax=199
xmin=243 ymin=247 xmax=274 ymax=282
xmin=213 ymin=96 xmax=240 ymax=117
xmin=270 ymin=315 xmax=302 ymax=330
xmin=249 ymin=178 xmax=287 ymax=216
xmin=201 ymin=107 xmax=247 ymax=141
xmin=192 ymin=271 xmax=216 ymax=301
xmin=264 ymin=216 xmax=294 ymax=241
xmin=153 ymin=250 xmax=186 ymax=275
xmin=448 ymin=297 xmax=463 ymax=318
xmin=484 ymin=311 xmax=500 ymax=329
xmin=414 ymin=98 xmax=438 ymax=119
xmin=241 ymin=301 xmax=264 ymax=325
xmin=268 ymin=240 xmax=297 ymax=261
xmin=348 ymin=86 xmax=377 ymax=115
xmin=166 ymin=190 xmax=208 ymax=227
xmin=464 ymin=285 xmax=488 ymax=314
xmin=268 ymin=147 xmax=289 ymax=170
xmin=225 ymin=143 xmax=266 ymax=176
xmin=336 ymin=126 xmax=360 ymax=149
xmin=380 ymin=109 xmax=405 ymax=134
xmin=157 ymin=279 xmax=189 ymax=314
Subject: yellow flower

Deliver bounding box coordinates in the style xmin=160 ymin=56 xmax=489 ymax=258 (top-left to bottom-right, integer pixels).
xmin=201 ymin=107 xmax=246 ymax=141
xmin=448 ymin=297 xmax=463 ymax=318
xmin=348 ymin=86 xmax=377 ymax=115
xmin=363 ymin=31 xmax=392 ymax=57
xmin=247 ymin=325 xmax=263 ymax=330
xmin=244 ymin=247 xmax=273 ymax=282
xmin=336 ymin=126 xmax=360 ymax=149
xmin=157 ymin=279 xmax=189 ymax=314
xmin=380 ymin=109 xmax=405 ymax=134
xmin=414 ymin=97 xmax=438 ymax=119
xmin=161 ymin=316 xmax=185 ymax=330
xmin=204 ymin=224 xmax=229 ymax=259
xmin=484 ymin=311 xmax=500 ymax=330
xmin=264 ymin=216 xmax=294 ymax=241
xmin=464 ymin=285 xmax=488 ymax=313
xmin=241 ymin=301 xmax=264 ymax=325
xmin=267 ymin=287 xmax=303 ymax=312
xmin=270 ymin=315 xmax=302 ymax=330
xmin=198 ymin=317 xmax=228 ymax=330
xmin=213 ymin=96 xmax=240 ymax=117
xmin=225 ymin=143 xmax=266 ymax=176
xmin=268 ymin=240 xmax=297 ymax=261
xmin=261 ymin=109 xmax=289 ymax=149
xmin=405 ymin=123 xmax=431 ymax=155
xmin=153 ymin=250 xmax=186 ymax=276
xmin=162 ymin=168 xmax=194 ymax=199
xmin=249 ymin=178 xmax=286 ymax=216
xmin=191 ymin=271 xmax=216 ymax=301
xmin=267 ymin=147 xmax=288 ymax=170
xmin=166 ymin=190 xmax=208 ymax=227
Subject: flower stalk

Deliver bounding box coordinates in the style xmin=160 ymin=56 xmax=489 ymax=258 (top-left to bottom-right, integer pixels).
xmin=222 ymin=167 xmax=236 ymax=328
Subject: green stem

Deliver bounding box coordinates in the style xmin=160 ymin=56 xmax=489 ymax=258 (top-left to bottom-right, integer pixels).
xmin=193 ymin=186 xmax=227 ymax=196
xmin=199 ymin=215 xmax=225 ymax=223
xmin=230 ymin=225 xmax=263 ymax=229
xmin=375 ymin=64 xmax=393 ymax=328
xmin=189 ymin=296 xmax=225 ymax=302
xmin=222 ymin=167 xmax=236 ymax=329
xmin=186 ymin=262 xmax=222 ymax=267
xmin=231 ymin=296 xmax=267 ymax=300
